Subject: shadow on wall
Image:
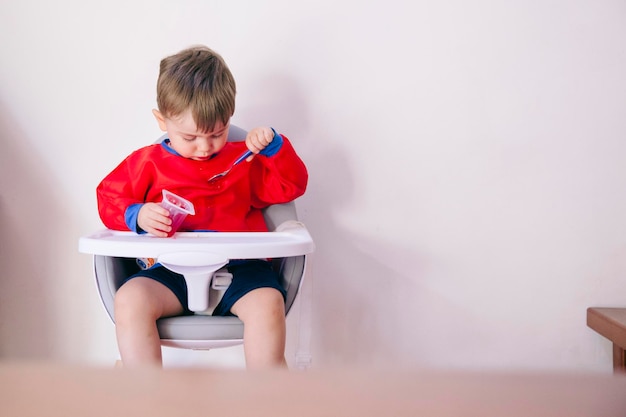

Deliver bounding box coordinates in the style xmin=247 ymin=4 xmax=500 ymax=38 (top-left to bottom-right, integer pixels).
xmin=0 ymin=99 xmax=59 ymax=359
xmin=304 ymin=145 xmax=483 ymax=368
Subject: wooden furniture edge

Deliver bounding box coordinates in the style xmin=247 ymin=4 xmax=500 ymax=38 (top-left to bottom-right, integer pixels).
xmin=587 ymin=307 xmax=626 ymax=373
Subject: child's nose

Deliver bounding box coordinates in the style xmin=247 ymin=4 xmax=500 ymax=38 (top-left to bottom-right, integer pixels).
xmin=197 ymin=138 xmax=211 ymax=152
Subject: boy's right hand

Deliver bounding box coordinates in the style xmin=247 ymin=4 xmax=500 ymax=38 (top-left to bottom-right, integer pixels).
xmin=137 ymin=203 xmax=172 ymax=237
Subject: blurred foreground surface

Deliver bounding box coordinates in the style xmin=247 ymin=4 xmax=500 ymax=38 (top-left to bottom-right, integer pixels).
xmin=1 ymin=362 xmax=625 ymax=416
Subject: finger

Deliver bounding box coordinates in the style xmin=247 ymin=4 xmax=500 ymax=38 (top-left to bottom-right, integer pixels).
xmin=150 ymin=204 xmax=171 ymax=219
xmin=263 ymin=129 xmax=274 ymax=144
xmin=145 ymin=204 xmax=172 ymax=224
xmin=259 ymin=131 xmax=274 ymax=149
xmin=148 ymin=220 xmax=171 ymax=236
xmin=157 ymin=207 xmax=172 ymax=218
xmin=148 ymin=227 xmax=169 ymax=238
xmin=153 ymin=211 xmax=172 ymax=226
xmin=143 ymin=207 xmax=172 ymax=232
xmin=249 ymin=129 xmax=271 ymax=148
xmin=255 ymin=129 xmax=272 ymax=148
xmin=246 ymin=139 xmax=263 ymax=154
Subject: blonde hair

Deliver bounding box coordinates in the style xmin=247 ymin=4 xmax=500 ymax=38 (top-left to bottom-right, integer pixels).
xmin=156 ymin=45 xmax=236 ymax=132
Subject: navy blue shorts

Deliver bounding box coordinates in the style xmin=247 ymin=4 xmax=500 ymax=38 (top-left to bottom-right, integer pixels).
xmin=121 ymin=259 xmax=286 ymax=316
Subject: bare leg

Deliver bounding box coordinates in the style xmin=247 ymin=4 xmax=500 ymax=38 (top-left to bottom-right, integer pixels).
xmin=114 ymin=277 xmax=184 ymax=368
xmin=231 ymin=288 xmax=288 ymax=370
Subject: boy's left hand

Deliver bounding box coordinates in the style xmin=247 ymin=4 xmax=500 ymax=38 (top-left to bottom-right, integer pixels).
xmin=245 ymin=127 xmax=274 ymax=161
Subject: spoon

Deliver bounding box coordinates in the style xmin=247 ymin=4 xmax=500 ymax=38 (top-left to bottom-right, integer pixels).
xmin=207 ymin=150 xmax=253 ymax=183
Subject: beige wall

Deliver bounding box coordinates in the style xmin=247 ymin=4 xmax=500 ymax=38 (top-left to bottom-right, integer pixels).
xmin=1 ymin=0 xmax=625 ymax=371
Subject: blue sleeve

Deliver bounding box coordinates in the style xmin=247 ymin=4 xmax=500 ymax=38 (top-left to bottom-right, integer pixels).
xmin=259 ymin=128 xmax=283 ymax=157
xmin=124 ymin=203 xmax=146 ymax=234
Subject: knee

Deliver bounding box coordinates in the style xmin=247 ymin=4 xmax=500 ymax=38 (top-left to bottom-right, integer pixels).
xmin=235 ymin=288 xmax=286 ymax=324
xmin=257 ymin=289 xmax=286 ymax=320
xmin=114 ymin=280 xmax=159 ymax=324
xmin=261 ymin=292 xmax=286 ymax=323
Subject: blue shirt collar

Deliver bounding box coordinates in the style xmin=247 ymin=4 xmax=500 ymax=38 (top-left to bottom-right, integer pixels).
xmin=160 ymin=138 xmax=219 ymax=159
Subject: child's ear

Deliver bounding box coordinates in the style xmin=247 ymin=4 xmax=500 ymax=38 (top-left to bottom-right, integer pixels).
xmin=152 ymin=109 xmax=167 ymax=131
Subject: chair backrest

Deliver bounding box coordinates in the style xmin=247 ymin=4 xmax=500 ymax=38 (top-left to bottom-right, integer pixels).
xmin=93 ymin=125 xmax=307 ymax=347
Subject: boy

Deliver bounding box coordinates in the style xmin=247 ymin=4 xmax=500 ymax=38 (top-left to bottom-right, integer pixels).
xmin=96 ymin=45 xmax=308 ymax=369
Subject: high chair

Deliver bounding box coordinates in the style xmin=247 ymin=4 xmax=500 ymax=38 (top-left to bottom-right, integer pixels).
xmin=79 ymin=125 xmax=314 ymax=350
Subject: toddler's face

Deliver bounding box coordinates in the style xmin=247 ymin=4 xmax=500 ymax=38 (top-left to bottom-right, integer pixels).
xmin=163 ymin=110 xmax=230 ymax=161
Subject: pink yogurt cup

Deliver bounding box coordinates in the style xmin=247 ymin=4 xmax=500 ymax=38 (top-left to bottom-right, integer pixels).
xmin=160 ymin=189 xmax=195 ymax=237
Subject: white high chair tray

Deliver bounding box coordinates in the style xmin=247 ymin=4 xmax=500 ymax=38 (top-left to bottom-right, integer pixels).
xmin=79 ymin=226 xmax=315 ymax=259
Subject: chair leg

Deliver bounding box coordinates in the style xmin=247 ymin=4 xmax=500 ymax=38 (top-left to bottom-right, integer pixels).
xmin=613 ymin=344 xmax=626 ymax=374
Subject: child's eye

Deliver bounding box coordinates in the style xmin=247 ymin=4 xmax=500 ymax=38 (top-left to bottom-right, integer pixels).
xmin=212 ymin=130 xmax=227 ymax=139
xmin=182 ymin=136 xmax=196 ymax=141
